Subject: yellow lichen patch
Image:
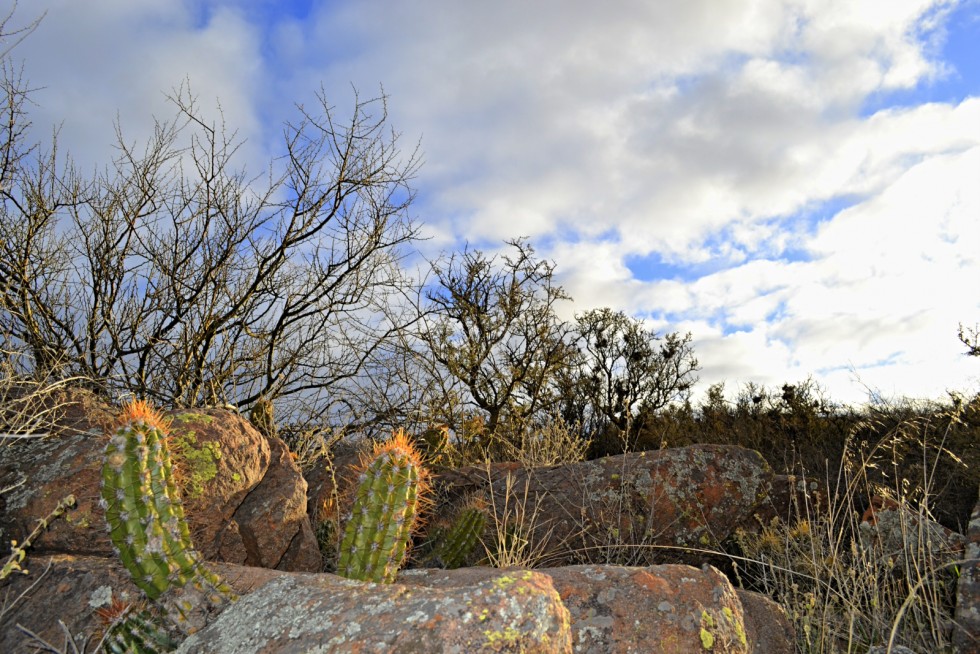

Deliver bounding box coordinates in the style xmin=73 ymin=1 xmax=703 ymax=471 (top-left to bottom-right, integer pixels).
xmin=484 ymin=626 xmax=521 ymax=648
xmin=172 ymin=412 xmax=213 ymax=425
xmin=721 ymin=606 xmax=747 ymax=647
xmin=168 ymin=430 xmax=223 ymax=499
xmin=492 ymin=575 xmax=517 ymax=589
xmin=700 ymin=610 xmax=715 ymax=650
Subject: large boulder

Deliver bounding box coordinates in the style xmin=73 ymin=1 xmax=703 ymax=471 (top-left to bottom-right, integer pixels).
xmin=0 ymin=555 xmax=791 ymax=654
xmin=418 ymin=445 xmax=773 ymax=567
xmin=0 ymin=555 xmax=572 ymax=654
xmin=179 ymin=567 xmax=572 ymax=653
xmin=401 ymin=564 xmax=793 ymax=654
xmin=0 ymin=389 xmax=320 ymax=572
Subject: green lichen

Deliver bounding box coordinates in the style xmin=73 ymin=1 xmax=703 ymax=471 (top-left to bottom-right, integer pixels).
xmin=722 ymin=606 xmax=748 ymax=647
xmin=492 ymin=575 xmax=517 ymax=589
xmin=172 ymin=412 xmax=213 ymax=425
xmin=700 ymin=610 xmax=715 ymax=650
xmin=168 ymin=429 xmax=222 ymax=499
xmin=484 ymin=626 xmax=521 ymax=647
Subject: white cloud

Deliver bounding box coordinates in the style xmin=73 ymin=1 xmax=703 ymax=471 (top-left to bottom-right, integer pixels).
xmin=8 ymin=0 xmax=980 ymax=405
xmin=14 ymin=1 xmax=266 ymax=171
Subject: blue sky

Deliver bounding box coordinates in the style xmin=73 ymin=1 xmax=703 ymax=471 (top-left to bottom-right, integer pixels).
xmin=9 ymin=0 xmax=980 ymax=405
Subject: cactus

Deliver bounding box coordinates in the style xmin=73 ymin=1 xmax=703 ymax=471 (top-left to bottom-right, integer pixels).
xmin=433 ymin=500 xmax=487 ymax=569
xmin=100 ymin=400 xmax=233 ymax=630
xmin=337 ymin=429 xmax=430 ymax=583
xmin=101 ymin=607 xmax=178 ymax=654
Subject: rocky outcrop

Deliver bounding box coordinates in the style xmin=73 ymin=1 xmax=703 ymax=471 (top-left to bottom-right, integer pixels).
xmin=412 ymin=445 xmax=772 ymax=567
xmin=0 ymin=392 xmax=796 ymax=652
xmin=179 ymin=566 xmax=572 ymax=653
xmin=0 ymin=555 xmax=793 ymax=654
xmin=0 ymin=389 xmax=320 ymax=572
xmin=400 ymin=564 xmax=785 ymax=654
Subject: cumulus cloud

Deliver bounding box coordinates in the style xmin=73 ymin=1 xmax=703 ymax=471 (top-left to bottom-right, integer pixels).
xmin=14 ymin=1 xmax=267 ymax=171
xmin=9 ymin=0 xmax=980 ymax=404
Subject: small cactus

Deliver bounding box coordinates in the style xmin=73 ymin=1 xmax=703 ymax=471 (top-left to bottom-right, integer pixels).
xmin=101 ymin=607 xmax=178 ymax=654
xmin=100 ymin=400 xmax=233 ymax=632
xmin=433 ymin=500 xmax=487 ymax=569
xmin=337 ymin=429 xmax=430 ymax=583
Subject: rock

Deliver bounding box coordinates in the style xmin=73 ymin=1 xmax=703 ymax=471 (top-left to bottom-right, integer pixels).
xmin=735 ymin=589 xmax=796 ymax=654
xmin=0 ymin=554 xmax=288 ymax=653
xmin=0 ymin=388 xmax=117 ymax=557
xmin=426 ymin=445 xmax=773 ymax=567
xmin=402 ymin=564 xmax=791 ymax=653
xmin=0 ymin=390 xmax=320 ymax=572
xmin=1 ymin=555 xmax=791 ymax=654
xmin=857 ymin=498 xmax=965 ymax=568
xmin=745 ymin=473 xmax=824 ymax=533
xmin=162 ymin=408 xmax=271 ymax=562
xmin=225 ymin=436 xmax=321 ymax=571
xmin=954 ymin=489 xmax=980 ymax=652
xmin=178 ymin=567 xmax=571 ymax=653
xmin=0 ymin=554 xmax=572 ymax=653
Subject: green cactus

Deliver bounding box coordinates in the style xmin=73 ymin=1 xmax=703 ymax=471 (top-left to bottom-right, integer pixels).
xmin=432 ymin=501 xmax=487 ymax=569
xmin=337 ymin=429 xmax=430 ymax=583
xmin=100 ymin=400 xmax=233 ymax=628
xmin=102 ymin=607 xmax=178 ymax=654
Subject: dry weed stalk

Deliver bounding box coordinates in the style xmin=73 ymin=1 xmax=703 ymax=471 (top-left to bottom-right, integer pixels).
xmin=733 ymin=407 xmax=966 ymax=653
xmin=0 ymin=346 xmax=85 ymax=445
xmin=482 ymin=467 xmax=554 ymax=569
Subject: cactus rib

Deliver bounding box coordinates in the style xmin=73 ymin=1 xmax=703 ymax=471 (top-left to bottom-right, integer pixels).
xmin=100 ymin=400 xmax=233 ymax=614
xmin=337 ymin=429 xmax=430 ymax=583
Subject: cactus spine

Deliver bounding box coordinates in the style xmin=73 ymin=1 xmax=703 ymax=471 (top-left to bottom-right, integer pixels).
xmin=337 ymin=429 xmax=429 ymax=583
xmin=100 ymin=400 xmax=232 ymax=630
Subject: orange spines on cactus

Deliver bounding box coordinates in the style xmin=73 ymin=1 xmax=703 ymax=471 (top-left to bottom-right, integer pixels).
xmin=114 ymin=398 xmax=172 ymax=433
xmin=337 ymin=429 xmax=431 ymax=583
xmin=100 ymin=398 xmax=233 ymax=625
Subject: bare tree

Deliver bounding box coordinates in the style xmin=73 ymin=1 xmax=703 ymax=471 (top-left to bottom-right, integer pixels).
xmin=959 ymin=323 xmax=980 ymax=357
xmin=0 ymin=62 xmax=422 ymax=427
xmin=573 ymin=307 xmax=698 ymax=442
xmin=419 ymin=239 xmax=576 ymax=442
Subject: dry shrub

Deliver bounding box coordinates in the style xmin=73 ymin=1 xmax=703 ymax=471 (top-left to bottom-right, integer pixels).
xmin=492 ymin=417 xmax=590 ymax=468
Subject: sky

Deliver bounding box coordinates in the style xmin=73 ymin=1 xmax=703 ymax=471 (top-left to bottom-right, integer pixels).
xmin=6 ymin=0 xmax=980 ymax=407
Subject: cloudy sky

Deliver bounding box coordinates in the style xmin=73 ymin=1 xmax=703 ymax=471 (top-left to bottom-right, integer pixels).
xmin=8 ymin=0 xmax=980 ymax=406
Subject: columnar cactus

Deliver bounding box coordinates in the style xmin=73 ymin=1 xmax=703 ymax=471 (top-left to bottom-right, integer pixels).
xmin=102 ymin=607 xmax=178 ymax=654
xmin=100 ymin=400 xmax=232 ymax=625
xmin=433 ymin=500 xmax=488 ymax=569
xmin=337 ymin=429 xmax=430 ymax=583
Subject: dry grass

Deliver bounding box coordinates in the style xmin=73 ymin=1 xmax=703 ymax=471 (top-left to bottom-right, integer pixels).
xmin=732 ymin=408 xmax=967 ymax=653
xmin=492 ymin=417 xmax=590 ymax=468
xmin=482 ymin=468 xmax=554 ymax=569
xmin=0 ymin=346 xmax=85 ymax=446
